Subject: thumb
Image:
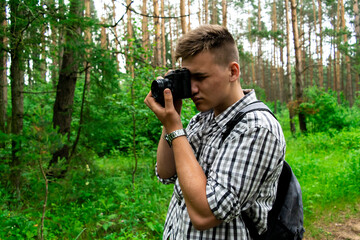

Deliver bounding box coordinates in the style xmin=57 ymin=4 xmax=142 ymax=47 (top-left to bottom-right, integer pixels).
xmin=163 ymin=88 xmax=174 ymax=109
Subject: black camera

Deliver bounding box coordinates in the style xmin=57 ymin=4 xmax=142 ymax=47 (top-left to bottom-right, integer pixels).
xmin=151 ymin=68 xmax=192 ymax=106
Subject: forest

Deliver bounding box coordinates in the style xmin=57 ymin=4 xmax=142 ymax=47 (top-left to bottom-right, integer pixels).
xmin=0 ymin=0 xmax=359 ymax=239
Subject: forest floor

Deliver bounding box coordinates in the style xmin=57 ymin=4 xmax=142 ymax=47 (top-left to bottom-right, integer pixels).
xmin=304 ymin=202 xmax=360 ymax=240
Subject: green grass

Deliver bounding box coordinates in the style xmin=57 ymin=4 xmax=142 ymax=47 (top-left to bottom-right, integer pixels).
xmin=1 ymin=113 xmax=359 ymax=239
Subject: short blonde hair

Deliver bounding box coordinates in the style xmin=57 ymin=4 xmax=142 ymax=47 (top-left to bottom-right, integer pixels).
xmin=175 ymin=25 xmax=239 ymax=66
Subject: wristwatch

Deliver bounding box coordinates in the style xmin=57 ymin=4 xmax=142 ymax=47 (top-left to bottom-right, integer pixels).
xmin=164 ymin=129 xmax=187 ymax=147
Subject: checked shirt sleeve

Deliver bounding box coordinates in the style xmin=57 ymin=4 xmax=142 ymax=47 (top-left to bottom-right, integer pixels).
xmin=205 ymin=124 xmax=284 ymax=223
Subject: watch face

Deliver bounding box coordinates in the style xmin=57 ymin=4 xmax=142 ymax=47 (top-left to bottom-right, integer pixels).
xmin=165 ymin=129 xmax=186 ymax=147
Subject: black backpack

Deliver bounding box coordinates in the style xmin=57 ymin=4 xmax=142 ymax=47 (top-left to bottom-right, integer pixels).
xmin=221 ymin=101 xmax=305 ymax=240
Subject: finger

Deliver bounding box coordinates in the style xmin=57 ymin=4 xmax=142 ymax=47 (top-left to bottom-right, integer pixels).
xmin=163 ymin=88 xmax=174 ymax=110
xmin=164 ymin=69 xmax=173 ymax=76
xmin=144 ymin=91 xmax=161 ymax=111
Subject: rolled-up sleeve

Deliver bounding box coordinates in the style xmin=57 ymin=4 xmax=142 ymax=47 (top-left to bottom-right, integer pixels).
xmin=206 ymin=126 xmax=283 ymax=222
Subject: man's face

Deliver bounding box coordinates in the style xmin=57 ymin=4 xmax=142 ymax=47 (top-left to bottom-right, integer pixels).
xmin=182 ymin=51 xmax=233 ymax=116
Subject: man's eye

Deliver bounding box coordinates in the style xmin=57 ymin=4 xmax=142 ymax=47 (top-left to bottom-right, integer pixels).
xmin=194 ymin=76 xmax=206 ymax=81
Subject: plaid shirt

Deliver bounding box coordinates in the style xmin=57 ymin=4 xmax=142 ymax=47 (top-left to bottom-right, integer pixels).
xmin=156 ymin=90 xmax=285 ymax=240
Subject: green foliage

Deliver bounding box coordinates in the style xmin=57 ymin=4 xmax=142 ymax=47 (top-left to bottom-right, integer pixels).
xmin=0 ymin=154 xmax=172 ymax=239
xmin=300 ymin=87 xmax=360 ymax=133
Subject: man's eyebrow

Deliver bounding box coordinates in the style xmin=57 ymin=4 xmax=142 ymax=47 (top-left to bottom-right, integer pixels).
xmin=191 ymin=72 xmax=208 ymax=77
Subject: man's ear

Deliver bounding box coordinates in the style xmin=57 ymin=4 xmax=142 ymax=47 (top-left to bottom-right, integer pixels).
xmin=229 ymin=62 xmax=240 ymax=82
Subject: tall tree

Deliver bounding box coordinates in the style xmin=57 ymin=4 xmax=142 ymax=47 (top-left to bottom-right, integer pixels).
xmin=204 ymin=0 xmax=209 ymax=24
xmin=161 ymin=0 xmax=166 ymax=67
xmin=291 ymin=0 xmax=307 ymax=132
xmin=340 ymin=0 xmax=353 ymax=106
xmin=112 ymin=0 xmax=120 ymax=71
xmin=222 ymin=0 xmax=227 ymax=28
xmin=51 ymin=0 xmax=83 ymax=172
xmin=9 ymin=0 xmax=26 ymax=195
xmin=334 ymin=0 xmax=341 ymax=101
xmin=180 ymin=0 xmax=187 ymax=34
xmin=257 ymin=0 xmax=264 ymax=87
xmin=354 ymin=0 xmax=360 ymax=94
xmin=0 ymin=1 xmax=7 ymax=137
xmin=169 ymin=0 xmax=176 ymax=68
xmin=126 ymin=0 xmax=134 ymax=77
xmin=142 ymin=0 xmax=149 ymax=61
xmin=317 ymin=0 xmax=324 ymax=88
xmin=153 ymin=0 xmax=161 ymax=66
xmin=211 ymin=0 xmax=218 ymax=24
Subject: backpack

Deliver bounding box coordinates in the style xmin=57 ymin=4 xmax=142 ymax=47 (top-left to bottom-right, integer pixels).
xmin=221 ymin=100 xmax=305 ymax=240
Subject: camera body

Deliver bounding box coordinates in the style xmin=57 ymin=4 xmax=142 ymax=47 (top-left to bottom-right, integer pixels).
xmin=151 ymin=68 xmax=192 ymax=106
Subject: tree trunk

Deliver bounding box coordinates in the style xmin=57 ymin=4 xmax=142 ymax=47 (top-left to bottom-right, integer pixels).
xmin=222 ymin=0 xmax=227 ymax=28
xmin=204 ymin=0 xmax=209 ymax=24
xmin=169 ymin=0 xmax=175 ymax=68
xmin=180 ymin=0 xmax=187 ymax=34
xmin=291 ymin=0 xmax=307 ymax=132
xmin=153 ymin=0 xmax=161 ymax=66
xmin=335 ymin=0 xmax=341 ymax=102
xmin=85 ymin=0 xmax=91 ymax=88
xmin=211 ymin=0 xmax=218 ymax=24
xmin=0 ymin=1 xmax=7 ymax=137
xmin=354 ymin=0 xmax=360 ymax=95
xmin=10 ymin=0 xmax=25 ymax=196
xmin=257 ymin=0 xmax=263 ymax=87
xmin=142 ymin=0 xmax=149 ymax=61
xmin=161 ymin=0 xmax=166 ymax=67
xmin=187 ymin=0 xmax=191 ymax=31
xmin=51 ymin=0 xmax=82 ymax=172
xmin=112 ymin=0 xmax=120 ymax=72
xmin=126 ymin=0 xmax=134 ymax=77
xmin=317 ymin=0 xmax=324 ymax=88
xmin=340 ymin=0 xmax=353 ymax=106
xmin=248 ymin=16 xmax=256 ymax=85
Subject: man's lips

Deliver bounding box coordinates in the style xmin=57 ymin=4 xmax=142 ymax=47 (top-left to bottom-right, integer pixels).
xmin=192 ymin=97 xmax=201 ymax=104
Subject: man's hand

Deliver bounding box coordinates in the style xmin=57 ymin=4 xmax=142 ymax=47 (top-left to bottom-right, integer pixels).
xmin=144 ymin=88 xmax=183 ymax=133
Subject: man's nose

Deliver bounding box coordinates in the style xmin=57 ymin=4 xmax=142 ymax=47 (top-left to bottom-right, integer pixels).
xmin=191 ymin=80 xmax=198 ymax=95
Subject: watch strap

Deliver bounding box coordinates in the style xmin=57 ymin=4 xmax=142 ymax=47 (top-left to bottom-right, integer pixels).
xmin=164 ymin=129 xmax=187 ymax=147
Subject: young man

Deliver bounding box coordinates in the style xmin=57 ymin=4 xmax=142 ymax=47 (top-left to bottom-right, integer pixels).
xmin=144 ymin=25 xmax=286 ymax=239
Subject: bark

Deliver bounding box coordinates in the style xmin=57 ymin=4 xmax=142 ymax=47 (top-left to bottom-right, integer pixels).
xmin=100 ymin=5 xmax=107 ymax=51
xmin=317 ymin=0 xmax=324 ymax=88
xmin=161 ymin=0 xmax=166 ymax=67
xmin=85 ymin=0 xmax=92 ymax=87
xmin=257 ymin=0 xmax=264 ymax=87
xmin=126 ymin=0 xmax=134 ymax=77
xmin=169 ymin=0 xmax=175 ymax=68
xmin=10 ymin=0 xmax=25 ymax=196
xmin=51 ymin=0 xmax=82 ymax=171
xmin=248 ymin=16 xmax=256 ymax=85
xmin=180 ymin=0 xmax=187 ymax=34
xmin=153 ymin=0 xmax=161 ymax=66
xmin=142 ymin=0 xmax=149 ymax=61
xmin=340 ymin=0 xmax=353 ymax=106
xmin=187 ymin=0 xmax=191 ymax=31
xmin=335 ymin=0 xmax=341 ymax=102
xmin=285 ymin=0 xmax=293 ymax=102
xmin=222 ymin=0 xmax=227 ymax=28
xmin=112 ymin=0 xmax=120 ymax=71
xmin=291 ymin=0 xmax=307 ymax=132
xmin=204 ymin=0 xmax=209 ymax=24
xmin=0 ymin=1 xmax=7 ymax=136
xmin=354 ymin=0 xmax=360 ymax=94
xmin=211 ymin=0 xmax=218 ymax=24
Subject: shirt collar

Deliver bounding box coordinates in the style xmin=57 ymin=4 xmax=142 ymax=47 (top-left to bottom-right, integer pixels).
xmin=214 ymin=89 xmax=258 ymax=128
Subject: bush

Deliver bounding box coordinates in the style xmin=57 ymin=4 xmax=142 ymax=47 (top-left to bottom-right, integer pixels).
xmin=300 ymin=87 xmax=360 ymax=132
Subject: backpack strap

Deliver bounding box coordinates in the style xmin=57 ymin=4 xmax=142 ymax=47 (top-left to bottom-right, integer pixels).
xmin=219 ymin=100 xmax=280 ymax=240
xmin=220 ymin=100 xmax=276 ymax=146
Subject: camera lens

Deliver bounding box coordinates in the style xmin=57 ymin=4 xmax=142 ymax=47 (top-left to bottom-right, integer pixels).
xmin=151 ymin=79 xmax=164 ymax=99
